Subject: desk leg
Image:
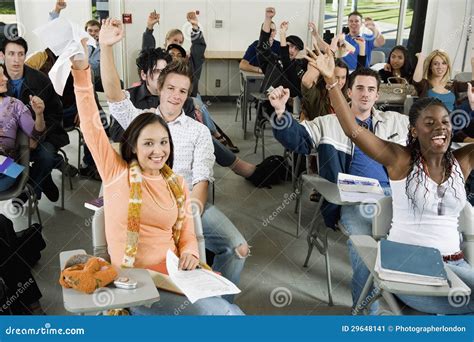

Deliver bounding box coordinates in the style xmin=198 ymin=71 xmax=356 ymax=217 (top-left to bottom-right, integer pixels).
xmin=242 ymin=80 xmax=248 ymax=140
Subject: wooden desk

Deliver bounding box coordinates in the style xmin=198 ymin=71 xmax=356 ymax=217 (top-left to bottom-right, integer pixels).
xmin=240 ymin=70 xmax=264 ymax=139
xmin=205 ymin=51 xmax=245 ymax=60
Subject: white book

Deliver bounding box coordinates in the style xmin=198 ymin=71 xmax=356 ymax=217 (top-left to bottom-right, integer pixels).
xmin=337 ymin=173 xmax=385 ymax=202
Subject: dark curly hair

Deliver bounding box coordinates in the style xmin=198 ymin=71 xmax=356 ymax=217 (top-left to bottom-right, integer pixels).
xmin=405 ymin=97 xmax=462 ymax=212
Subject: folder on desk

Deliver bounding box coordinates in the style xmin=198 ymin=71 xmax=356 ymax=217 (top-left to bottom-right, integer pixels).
xmin=375 ymin=239 xmax=448 ymax=286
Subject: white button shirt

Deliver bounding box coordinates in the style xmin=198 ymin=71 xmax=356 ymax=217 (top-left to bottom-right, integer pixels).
xmin=108 ymin=92 xmax=215 ymax=189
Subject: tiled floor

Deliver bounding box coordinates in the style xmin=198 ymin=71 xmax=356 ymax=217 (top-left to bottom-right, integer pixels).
xmin=1 ymin=100 xmax=354 ymax=315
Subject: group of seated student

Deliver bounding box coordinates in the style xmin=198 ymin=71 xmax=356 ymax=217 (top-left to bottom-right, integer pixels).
xmin=269 ymin=47 xmax=474 ymax=313
xmin=0 ymin=0 xmax=473 ymax=317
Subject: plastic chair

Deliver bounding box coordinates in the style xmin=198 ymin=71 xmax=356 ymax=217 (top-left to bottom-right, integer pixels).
xmin=370 ymin=51 xmax=386 ymax=66
xmin=454 ymin=72 xmax=472 ymax=82
xmin=298 ymin=174 xmax=360 ymax=306
xmin=0 ymin=130 xmax=42 ymax=227
xmin=351 ymin=197 xmax=473 ymax=315
xmin=65 ymin=126 xmax=84 ymax=169
xmin=91 ymin=204 xmax=207 ymax=264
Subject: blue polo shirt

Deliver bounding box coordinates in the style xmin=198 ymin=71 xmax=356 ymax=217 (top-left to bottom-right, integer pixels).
xmin=343 ymin=33 xmax=375 ymax=70
xmin=242 ymin=40 xmax=281 ymax=67
xmin=349 ymin=116 xmax=390 ymax=187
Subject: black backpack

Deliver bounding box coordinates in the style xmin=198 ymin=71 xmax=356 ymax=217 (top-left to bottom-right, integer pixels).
xmin=246 ymin=155 xmax=289 ymax=188
xmin=16 ymin=223 xmax=46 ymax=268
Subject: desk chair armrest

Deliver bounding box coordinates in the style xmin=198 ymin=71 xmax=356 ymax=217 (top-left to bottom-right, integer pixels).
xmin=301 ymin=174 xmax=354 ymax=206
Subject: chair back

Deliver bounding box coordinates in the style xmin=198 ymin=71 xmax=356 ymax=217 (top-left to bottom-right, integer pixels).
xmin=459 ymin=203 xmax=474 ymax=263
xmin=91 ymin=204 xmax=207 ymax=263
xmin=454 ymin=72 xmax=471 ymax=82
xmin=370 ymin=51 xmax=386 ymax=65
xmin=372 ymin=196 xmax=393 ymax=240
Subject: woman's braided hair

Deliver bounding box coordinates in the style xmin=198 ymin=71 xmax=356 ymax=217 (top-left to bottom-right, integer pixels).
xmin=405 ymin=97 xmax=462 ymax=213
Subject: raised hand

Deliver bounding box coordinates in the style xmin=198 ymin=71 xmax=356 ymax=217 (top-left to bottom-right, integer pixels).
xmin=70 ymin=38 xmax=89 ymax=70
xmin=265 ymin=7 xmax=276 ymax=20
xmin=306 ymin=47 xmax=335 ymax=79
xmin=280 ymin=21 xmax=289 ymax=34
xmin=147 ymin=10 xmax=160 ymax=30
xmin=467 ymin=83 xmax=474 ymax=111
xmin=187 ymin=11 xmax=199 ymax=27
xmin=29 ymin=95 xmax=45 ymax=116
xmin=364 ymin=17 xmax=378 ymax=34
xmin=308 ymin=22 xmax=317 ymax=34
xmin=99 ymin=18 xmax=124 ymax=47
xmin=354 ymin=36 xmax=366 ymax=55
xmin=268 ymin=86 xmax=290 ymax=116
xmin=54 ymin=0 xmax=67 ymax=13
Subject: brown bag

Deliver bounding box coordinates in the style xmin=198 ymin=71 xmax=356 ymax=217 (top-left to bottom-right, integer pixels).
xmin=377 ymin=77 xmax=417 ymax=105
xmin=59 ymin=255 xmax=118 ymax=294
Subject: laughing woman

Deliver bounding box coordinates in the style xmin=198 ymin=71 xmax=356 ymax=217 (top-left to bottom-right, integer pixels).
xmin=269 ymin=48 xmax=474 ymax=314
xmin=69 ymin=40 xmax=243 ymax=316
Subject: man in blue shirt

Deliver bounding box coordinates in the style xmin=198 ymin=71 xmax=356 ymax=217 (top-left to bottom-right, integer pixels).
xmin=269 ymin=67 xmax=408 ymax=313
xmin=343 ymin=11 xmax=385 ymax=70
xmin=239 ymin=21 xmax=280 ymax=74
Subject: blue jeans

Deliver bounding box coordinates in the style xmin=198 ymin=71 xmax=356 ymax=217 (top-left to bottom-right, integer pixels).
xmin=202 ymin=203 xmax=247 ymax=303
xmin=339 ymin=187 xmax=392 ymax=312
xmin=397 ymin=259 xmax=474 ymax=314
xmin=29 ymin=142 xmax=62 ymax=198
xmin=0 ymin=174 xmax=16 ymax=192
xmin=129 ymin=290 xmax=244 ymax=315
xmin=213 ymin=137 xmax=237 ymax=167
xmin=195 ymin=94 xmax=217 ymax=135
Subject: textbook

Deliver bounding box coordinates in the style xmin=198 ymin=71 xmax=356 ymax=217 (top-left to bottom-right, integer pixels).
xmin=0 ymin=155 xmax=24 ymax=179
xmin=84 ymin=197 xmax=104 ymax=211
xmin=337 ymin=173 xmax=385 ymax=202
xmin=375 ymin=239 xmax=448 ymax=286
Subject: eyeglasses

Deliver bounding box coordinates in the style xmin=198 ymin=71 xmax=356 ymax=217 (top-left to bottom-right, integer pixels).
xmin=436 ymin=184 xmax=447 ymax=216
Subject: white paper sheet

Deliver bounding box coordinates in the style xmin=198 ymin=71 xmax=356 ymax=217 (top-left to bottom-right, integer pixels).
xmin=166 ymin=250 xmax=241 ymax=304
xmin=33 ymin=18 xmax=95 ymax=96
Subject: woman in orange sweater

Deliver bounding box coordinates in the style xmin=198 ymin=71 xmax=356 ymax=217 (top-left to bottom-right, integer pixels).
xmin=70 ymin=41 xmax=243 ymax=315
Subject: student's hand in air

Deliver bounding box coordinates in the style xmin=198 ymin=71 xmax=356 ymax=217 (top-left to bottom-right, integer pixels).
xmin=55 ymin=0 xmax=67 ymax=12
xmin=364 ymin=17 xmax=378 ymax=35
xmin=467 ymin=83 xmax=474 ymax=111
xmin=99 ymin=18 xmax=124 ymax=47
xmin=29 ymin=95 xmax=45 ymax=116
xmin=179 ymin=253 xmax=199 ymax=271
xmin=268 ymin=86 xmax=290 ymax=117
xmin=187 ymin=11 xmax=199 ymax=27
xmin=308 ymin=22 xmax=317 ymax=35
xmin=147 ymin=11 xmax=160 ymax=29
xmin=265 ymin=7 xmax=276 ymax=20
xmin=70 ymin=38 xmax=89 ymax=70
xmin=306 ymin=47 xmax=335 ymax=80
xmin=280 ymin=21 xmax=289 ymax=34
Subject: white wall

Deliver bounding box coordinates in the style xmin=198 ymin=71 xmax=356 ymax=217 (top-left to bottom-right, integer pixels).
xmin=423 ymin=0 xmax=473 ymax=74
xmin=14 ymin=0 xmax=92 ymax=56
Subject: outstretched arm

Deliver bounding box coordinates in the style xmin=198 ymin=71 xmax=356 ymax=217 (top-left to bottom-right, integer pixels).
xmin=413 ymin=52 xmax=425 ymax=83
xmin=142 ymin=10 xmax=159 ymax=50
xmin=309 ymin=47 xmax=409 ymax=175
xmin=99 ymin=18 xmax=126 ymax=103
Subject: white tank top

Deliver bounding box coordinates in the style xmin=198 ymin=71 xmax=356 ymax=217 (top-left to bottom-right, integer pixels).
xmin=388 ymin=160 xmax=467 ymax=256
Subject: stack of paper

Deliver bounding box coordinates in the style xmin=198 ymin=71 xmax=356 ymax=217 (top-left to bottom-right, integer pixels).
xmin=0 ymin=156 xmax=24 ymax=179
xmin=375 ymin=239 xmax=448 ymax=286
xmin=337 ymin=173 xmax=385 ymax=202
xmin=149 ymin=250 xmax=240 ymax=304
xmin=84 ymin=197 xmax=104 ymax=211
